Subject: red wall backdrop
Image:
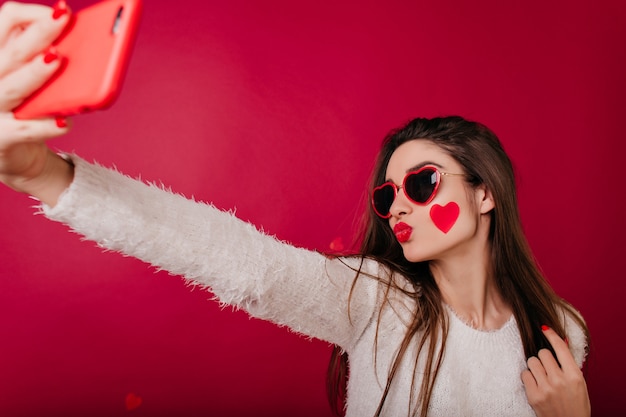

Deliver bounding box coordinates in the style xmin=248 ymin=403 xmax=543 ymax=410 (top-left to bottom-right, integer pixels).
xmin=1 ymin=0 xmax=624 ymax=416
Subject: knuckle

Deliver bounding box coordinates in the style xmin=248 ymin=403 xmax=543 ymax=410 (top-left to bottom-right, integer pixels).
xmin=6 ymin=43 xmax=29 ymax=64
xmin=15 ymin=121 xmax=30 ymax=134
xmin=543 ymin=383 xmax=556 ymax=396
xmin=3 ymin=83 xmax=20 ymax=102
xmin=552 ymin=376 xmax=566 ymax=390
xmin=3 ymin=119 xmax=26 ymax=139
xmin=528 ymin=391 xmax=548 ymax=407
xmin=0 ymin=94 xmax=22 ymax=113
xmin=565 ymin=369 xmax=586 ymax=386
xmin=0 ymin=83 xmax=24 ymax=111
xmin=0 ymin=122 xmax=24 ymax=146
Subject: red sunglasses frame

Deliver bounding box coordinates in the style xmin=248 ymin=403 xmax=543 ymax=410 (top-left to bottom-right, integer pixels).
xmin=371 ymin=165 xmax=465 ymax=219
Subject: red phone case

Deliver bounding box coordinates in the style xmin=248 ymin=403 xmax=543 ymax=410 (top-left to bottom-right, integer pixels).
xmin=13 ymin=0 xmax=143 ymax=119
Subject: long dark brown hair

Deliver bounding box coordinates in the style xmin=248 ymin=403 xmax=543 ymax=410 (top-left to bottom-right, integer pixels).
xmin=326 ymin=116 xmax=589 ymax=417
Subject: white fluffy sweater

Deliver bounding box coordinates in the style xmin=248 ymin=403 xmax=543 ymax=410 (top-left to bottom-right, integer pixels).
xmin=42 ymin=157 xmax=587 ymax=417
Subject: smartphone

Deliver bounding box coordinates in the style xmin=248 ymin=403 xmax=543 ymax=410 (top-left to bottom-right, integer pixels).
xmin=13 ymin=0 xmax=143 ymax=119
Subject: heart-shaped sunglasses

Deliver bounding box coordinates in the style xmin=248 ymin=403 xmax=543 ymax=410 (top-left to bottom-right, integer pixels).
xmin=371 ymin=165 xmax=466 ymax=219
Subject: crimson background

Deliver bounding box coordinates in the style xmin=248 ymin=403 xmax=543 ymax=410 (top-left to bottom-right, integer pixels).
xmin=0 ymin=0 xmax=624 ymax=416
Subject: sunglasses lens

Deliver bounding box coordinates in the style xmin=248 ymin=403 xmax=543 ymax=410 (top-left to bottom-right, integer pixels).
xmin=404 ymin=169 xmax=438 ymax=204
xmin=372 ymin=168 xmax=440 ymax=218
xmin=372 ymin=184 xmax=395 ymax=217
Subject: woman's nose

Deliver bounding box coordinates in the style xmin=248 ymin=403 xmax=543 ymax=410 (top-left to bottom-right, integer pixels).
xmin=389 ymin=186 xmax=413 ymax=218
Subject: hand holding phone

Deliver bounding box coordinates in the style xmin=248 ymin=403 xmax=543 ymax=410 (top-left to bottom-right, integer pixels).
xmin=13 ymin=0 xmax=143 ymax=119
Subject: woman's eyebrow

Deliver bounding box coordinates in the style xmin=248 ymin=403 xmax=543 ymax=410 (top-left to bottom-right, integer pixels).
xmin=384 ymin=161 xmax=444 ymax=182
xmin=405 ymin=161 xmax=443 ymax=173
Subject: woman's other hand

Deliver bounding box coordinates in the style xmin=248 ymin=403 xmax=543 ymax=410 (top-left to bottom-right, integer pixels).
xmin=522 ymin=325 xmax=591 ymax=417
xmin=0 ymin=1 xmax=73 ymax=206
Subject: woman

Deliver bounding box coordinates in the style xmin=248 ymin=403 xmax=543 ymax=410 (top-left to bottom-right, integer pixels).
xmin=0 ymin=2 xmax=590 ymax=416
xmin=327 ymin=117 xmax=590 ymax=416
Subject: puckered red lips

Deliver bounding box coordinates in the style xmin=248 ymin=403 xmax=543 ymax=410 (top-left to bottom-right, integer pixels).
xmin=393 ymin=222 xmax=413 ymax=243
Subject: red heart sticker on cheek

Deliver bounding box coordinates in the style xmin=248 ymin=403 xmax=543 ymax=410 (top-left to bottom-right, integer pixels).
xmin=429 ymin=202 xmax=460 ymax=233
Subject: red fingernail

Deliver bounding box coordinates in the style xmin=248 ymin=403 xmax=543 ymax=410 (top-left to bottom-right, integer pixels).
xmin=541 ymin=325 xmax=549 ymax=332
xmin=55 ymin=116 xmax=67 ymax=128
xmin=52 ymin=0 xmax=68 ymax=20
xmin=43 ymin=47 xmax=59 ymax=64
xmin=564 ymin=337 xmax=569 ymax=346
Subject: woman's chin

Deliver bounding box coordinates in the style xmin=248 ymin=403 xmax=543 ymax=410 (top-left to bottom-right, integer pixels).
xmin=402 ymin=250 xmax=431 ymax=264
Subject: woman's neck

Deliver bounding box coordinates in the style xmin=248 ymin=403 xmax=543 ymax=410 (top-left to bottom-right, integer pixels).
xmin=429 ymin=245 xmax=511 ymax=330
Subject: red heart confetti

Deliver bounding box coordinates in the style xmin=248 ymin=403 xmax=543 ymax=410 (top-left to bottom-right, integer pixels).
xmin=125 ymin=392 xmax=143 ymax=411
xmin=429 ymin=202 xmax=460 ymax=233
xmin=329 ymin=236 xmax=345 ymax=252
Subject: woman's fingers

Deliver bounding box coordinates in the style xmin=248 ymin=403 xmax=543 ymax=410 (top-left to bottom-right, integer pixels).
xmin=0 ymin=113 xmax=70 ymax=180
xmin=525 ymin=355 xmax=548 ymax=385
xmin=525 ymin=326 xmax=578 ymax=386
xmin=0 ymin=1 xmax=70 ymax=78
xmin=521 ymin=368 xmax=539 ymax=398
xmin=0 ymin=49 xmax=62 ymax=112
xmin=0 ymin=2 xmax=73 ymax=192
xmin=0 ymin=1 xmax=73 ymax=114
xmin=537 ymin=347 xmax=562 ymax=375
xmin=0 ymin=113 xmax=70 ymax=147
xmin=541 ymin=325 xmax=578 ymax=371
xmin=521 ymin=326 xmax=590 ymax=417
xmin=0 ymin=2 xmax=51 ymax=45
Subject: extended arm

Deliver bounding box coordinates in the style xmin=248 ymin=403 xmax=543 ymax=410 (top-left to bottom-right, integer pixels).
xmin=0 ymin=2 xmax=379 ymax=350
xmin=43 ymin=156 xmax=380 ymax=348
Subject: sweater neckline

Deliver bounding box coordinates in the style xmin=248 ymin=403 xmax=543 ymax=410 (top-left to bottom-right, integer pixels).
xmin=443 ymin=303 xmax=515 ymax=334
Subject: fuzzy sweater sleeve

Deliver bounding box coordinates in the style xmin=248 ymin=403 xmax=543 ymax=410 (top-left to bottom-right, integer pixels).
xmin=42 ymin=156 xmax=380 ymax=349
xmin=561 ymin=307 xmax=589 ymax=368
